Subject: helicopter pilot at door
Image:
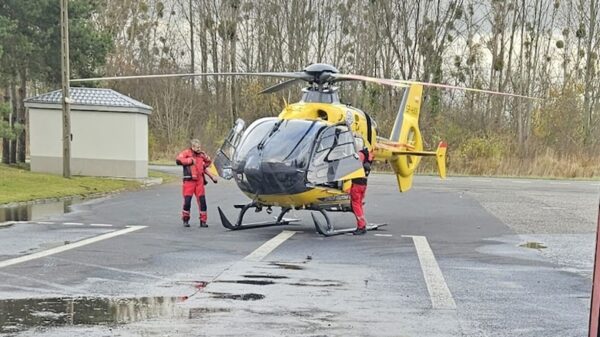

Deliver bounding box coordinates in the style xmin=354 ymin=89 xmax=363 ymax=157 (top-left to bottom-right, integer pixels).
xmin=350 ymin=135 xmax=373 ymax=235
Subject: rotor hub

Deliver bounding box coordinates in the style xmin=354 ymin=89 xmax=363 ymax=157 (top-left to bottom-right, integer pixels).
xmin=303 ymin=63 xmax=338 ymax=84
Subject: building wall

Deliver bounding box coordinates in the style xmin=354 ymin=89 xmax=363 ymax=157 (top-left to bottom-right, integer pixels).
xmin=133 ymin=113 xmax=149 ymax=177
xmin=29 ymin=108 xmax=148 ymax=178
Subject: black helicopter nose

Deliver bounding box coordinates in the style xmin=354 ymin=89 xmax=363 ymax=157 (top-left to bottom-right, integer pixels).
xmin=242 ymin=161 xmax=307 ymax=195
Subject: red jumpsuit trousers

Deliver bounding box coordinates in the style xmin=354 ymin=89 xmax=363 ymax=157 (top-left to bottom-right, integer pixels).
xmin=350 ymin=150 xmax=371 ymax=230
xmin=177 ymin=149 xmax=211 ymax=223
xmin=350 ymin=183 xmax=367 ymax=230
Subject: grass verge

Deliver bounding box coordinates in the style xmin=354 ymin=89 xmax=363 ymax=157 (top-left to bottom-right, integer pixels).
xmin=149 ymin=169 xmax=176 ymax=183
xmin=0 ymin=164 xmax=147 ymax=205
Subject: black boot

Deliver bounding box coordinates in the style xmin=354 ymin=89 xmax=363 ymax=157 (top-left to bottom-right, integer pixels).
xmin=353 ymin=228 xmax=367 ymax=235
xmin=200 ymin=221 xmax=208 ymax=228
xmin=183 ymin=219 xmax=190 ymax=227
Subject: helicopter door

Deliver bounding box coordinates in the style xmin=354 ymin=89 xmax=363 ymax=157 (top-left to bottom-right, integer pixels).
xmin=214 ymin=118 xmax=245 ymax=180
xmin=307 ymin=125 xmax=364 ymax=185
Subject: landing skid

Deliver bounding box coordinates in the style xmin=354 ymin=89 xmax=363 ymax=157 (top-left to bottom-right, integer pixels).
xmin=218 ymin=203 xmax=387 ymax=236
xmin=218 ymin=203 xmax=299 ymax=230
xmin=311 ymin=209 xmax=387 ymax=236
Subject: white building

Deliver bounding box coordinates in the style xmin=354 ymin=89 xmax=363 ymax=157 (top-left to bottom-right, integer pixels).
xmin=24 ymin=88 xmax=152 ymax=178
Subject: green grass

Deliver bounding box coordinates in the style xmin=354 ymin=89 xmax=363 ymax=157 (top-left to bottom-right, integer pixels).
xmin=149 ymin=159 xmax=177 ymax=166
xmin=0 ymin=164 xmax=143 ymax=204
xmin=148 ymin=169 xmax=177 ymax=183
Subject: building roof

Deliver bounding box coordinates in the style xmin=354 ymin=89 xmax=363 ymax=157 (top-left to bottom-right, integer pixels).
xmin=24 ymin=87 xmax=152 ymax=114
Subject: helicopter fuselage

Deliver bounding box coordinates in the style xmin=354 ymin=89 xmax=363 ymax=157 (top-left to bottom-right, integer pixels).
xmin=222 ymin=91 xmax=376 ymax=210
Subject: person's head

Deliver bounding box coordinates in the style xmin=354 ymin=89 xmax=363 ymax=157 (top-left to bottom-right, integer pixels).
xmin=190 ymin=139 xmax=202 ymax=153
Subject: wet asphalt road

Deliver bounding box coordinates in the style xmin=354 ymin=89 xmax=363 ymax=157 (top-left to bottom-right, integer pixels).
xmin=0 ymin=167 xmax=598 ymax=336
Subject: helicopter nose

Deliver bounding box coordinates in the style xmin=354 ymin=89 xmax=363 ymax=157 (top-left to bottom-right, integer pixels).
xmin=242 ymin=160 xmax=307 ymax=195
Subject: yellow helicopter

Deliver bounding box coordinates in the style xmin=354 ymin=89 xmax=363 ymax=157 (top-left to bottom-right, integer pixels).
xmin=72 ymin=63 xmax=535 ymax=236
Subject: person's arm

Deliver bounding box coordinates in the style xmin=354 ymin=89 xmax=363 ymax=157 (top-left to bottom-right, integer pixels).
xmin=202 ymin=153 xmax=218 ymax=183
xmin=359 ymin=149 xmax=371 ymax=176
xmin=176 ymin=149 xmax=194 ymax=166
xmin=205 ymin=170 xmax=218 ymax=183
xmin=202 ymin=153 xmax=212 ymax=167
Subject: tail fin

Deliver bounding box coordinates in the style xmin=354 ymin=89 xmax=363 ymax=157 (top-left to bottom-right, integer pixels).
xmin=390 ymin=84 xmax=423 ymax=142
xmin=373 ymin=84 xmax=447 ymax=191
xmin=389 ymin=84 xmax=423 ymax=192
xmin=436 ymin=142 xmax=447 ymax=179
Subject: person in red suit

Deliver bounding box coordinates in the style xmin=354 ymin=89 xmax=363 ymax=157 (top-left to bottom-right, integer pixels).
xmin=351 ymin=137 xmax=373 ymax=235
xmin=176 ymin=139 xmax=217 ymax=227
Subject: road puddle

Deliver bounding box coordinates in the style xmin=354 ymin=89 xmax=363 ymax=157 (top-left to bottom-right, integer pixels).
xmin=289 ymin=281 xmax=343 ymax=287
xmin=269 ymin=262 xmax=305 ymax=270
xmin=520 ymin=241 xmax=547 ymax=249
xmin=215 ymin=280 xmax=275 ymax=285
xmin=209 ymin=293 xmax=265 ymax=301
xmin=0 ymin=296 xmax=187 ymax=333
xmin=243 ymin=274 xmax=288 ymax=279
xmin=0 ymin=198 xmax=83 ymax=222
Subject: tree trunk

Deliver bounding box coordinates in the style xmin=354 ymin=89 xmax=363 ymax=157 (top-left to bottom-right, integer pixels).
xmin=17 ymin=70 xmax=27 ymax=163
xmin=189 ymin=0 xmax=195 ymax=89
xmin=9 ymin=82 xmax=17 ymax=164
xmin=583 ymin=0 xmax=598 ymax=145
xmin=2 ymin=87 xmax=10 ymax=164
xmin=229 ymin=4 xmax=238 ymax=124
xmin=198 ymin=18 xmax=209 ymax=92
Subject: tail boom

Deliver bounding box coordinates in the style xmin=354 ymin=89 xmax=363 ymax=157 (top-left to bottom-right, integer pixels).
xmin=374 ymin=140 xmax=447 ymax=191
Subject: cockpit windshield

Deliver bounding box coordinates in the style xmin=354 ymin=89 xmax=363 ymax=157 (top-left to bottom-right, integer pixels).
xmin=234 ymin=117 xmax=278 ymax=163
xmin=234 ymin=118 xmax=325 ymax=170
xmin=261 ymin=120 xmax=322 ymax=168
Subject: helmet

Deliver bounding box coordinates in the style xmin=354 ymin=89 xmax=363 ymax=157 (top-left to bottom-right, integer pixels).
xmin=190 ymin=139 xmax=202 ymax=153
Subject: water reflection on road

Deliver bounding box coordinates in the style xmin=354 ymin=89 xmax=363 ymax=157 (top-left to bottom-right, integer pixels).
xmin=0 ymin=199 xmax=80 ymax=222
xmin=0 ymin=296 xmax=188 ymax=333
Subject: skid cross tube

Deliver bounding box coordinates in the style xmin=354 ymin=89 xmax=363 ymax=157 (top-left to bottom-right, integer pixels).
xmin=218 ymin=204 xmax=296 ymax=230
xmin=310 ymin=207 xmax=387 ymax=236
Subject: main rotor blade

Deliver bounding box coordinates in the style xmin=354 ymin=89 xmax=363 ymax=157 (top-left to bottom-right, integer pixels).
xmin=396 ymin=80 xmax=542 ymax=100
xmin=259 ymin=78 xmax=301 ymax=94
xmin=330 ymin=74 xmax=409 ymax=88
xmin=333 ymin=73 xmax=540 ymax=100
xmin=70 ymin=72 xmax=312 ymax=83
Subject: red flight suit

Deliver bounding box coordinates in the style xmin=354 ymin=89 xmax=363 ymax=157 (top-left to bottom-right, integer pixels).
xmin=351 ymin=149 xmax=373 ymax=230
xmin=176 ymin=148 xmax=212 ymax=223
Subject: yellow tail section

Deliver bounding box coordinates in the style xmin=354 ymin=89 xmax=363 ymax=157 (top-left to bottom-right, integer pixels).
xmin=375 ymin=84 xmax=448 ymax=192
xmin=389 ymin=84 xmax=423 ymax=192
xmin=436 ymin=142 xmax=447 ymax=179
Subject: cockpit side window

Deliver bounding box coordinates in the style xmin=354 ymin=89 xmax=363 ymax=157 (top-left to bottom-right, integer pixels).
xmin=308 ymin=125 xmax=363 ymax=185
xmin=214 ymin=118 xmax=246 ymax=179
xmin=220 ymin=119 xmax=245 ymax=161
xmin=314 ymin=127 xmax=355 ymax=161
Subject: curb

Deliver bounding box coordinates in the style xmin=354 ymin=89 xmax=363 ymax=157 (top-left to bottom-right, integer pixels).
xmin=0 ymin=221 xmax=15 ymax=228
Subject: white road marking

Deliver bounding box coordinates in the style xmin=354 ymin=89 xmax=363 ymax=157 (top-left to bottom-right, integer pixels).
xmin=50 ymin=256 xmax=173 ymax=281
xmin=404 ymin=235 xmax=456 ymax=310
xmin=549 ymin=182 xmax=571 ymax=185
xmin=0 ymin=226 xmax=146 ymax=269
xmin=244 ymin=230 xmax=296 ymax=262
xmin=36 ymin=221 xmax=55 ymax=225
xmin=89 ymin=224 xmax=113 ymax=227
xmin=472 ymin=179 xmax=492 ymax=182
xmin=0 ymin=271 xmax=74 ymax=293
xmin=63 ymin=222 xmax=84 ymax=226
xmin=511 ymin=180 xmax=531 ymax=184
xmin=374 ymin=234 xmax=393 ymax=237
